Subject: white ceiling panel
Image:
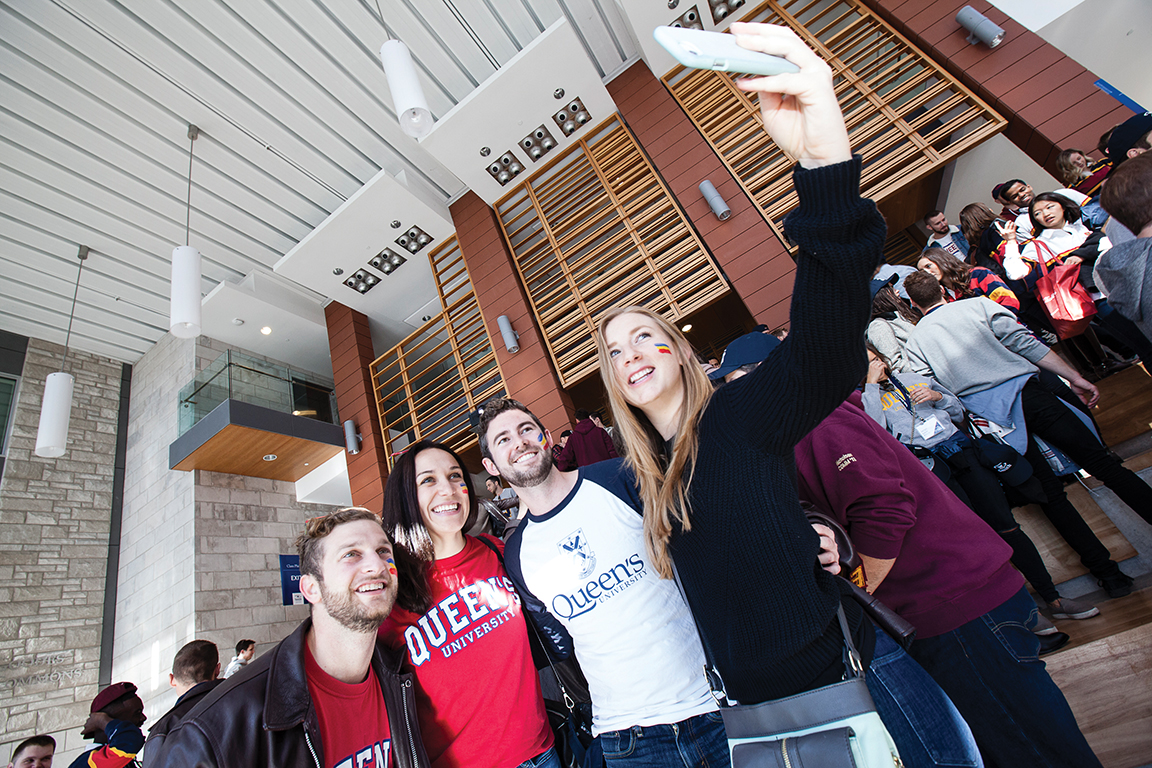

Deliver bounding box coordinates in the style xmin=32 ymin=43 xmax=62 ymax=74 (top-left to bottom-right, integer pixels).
xmin=0 ymin=0 xmax=641 ymax=367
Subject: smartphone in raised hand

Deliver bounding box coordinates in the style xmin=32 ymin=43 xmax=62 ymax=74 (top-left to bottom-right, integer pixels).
xmin=653 ymin=26 xmax=799 ymax=77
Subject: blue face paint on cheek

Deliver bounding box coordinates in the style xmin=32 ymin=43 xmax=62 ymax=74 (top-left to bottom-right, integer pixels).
xmin=386 ymin=557 xmax=397 ymax=576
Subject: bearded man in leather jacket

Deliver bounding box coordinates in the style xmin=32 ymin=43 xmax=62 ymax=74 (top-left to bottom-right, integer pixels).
xmin=157 ymin=508 xmax=429 ymax=768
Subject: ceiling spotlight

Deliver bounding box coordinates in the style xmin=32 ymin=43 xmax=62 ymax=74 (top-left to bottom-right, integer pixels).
xmin=672 ymin=7 xmax=703 ymax=30
xmin=389 ymin=253 xmax=405 ymax=267
xmin=486 ymin=151 xmax=523 ymax=186
xmin=332 ymin=267 xmax=344 ymax=275
xmin=395 ymin=225 xmax=431 ymax=254
xmin=416 ymin=233 xmax=431 ymax=246
xmin=480 ymin=146 xmax=491 ymax=157
xmin=391 ymin=220 xmax=402 ymax=228
xmin=260 ymin=326 xmax=272 ymax=335
xmin=681 ymin=324 xmax=693 ymax=332
xmin=521 ymin=125 xmax=559 ymax=164
xmin=554 ymin=88 xmax=565 ymax=99
xmin=345 ymin=269 xmax=381 ymax=293
xmin=263 ymin=454 xmax=278 ymax=461
xmin=381 ymin=262 xmax=395 ymax=274
xmin=554 ymin=98 xmax=590 ymax=137
xmin=232 ymin=318 xmax=244 ymax=326
xmin=379 ymin=40 xmax=433 ymax=139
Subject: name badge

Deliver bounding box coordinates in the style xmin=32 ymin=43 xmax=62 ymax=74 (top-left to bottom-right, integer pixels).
xmin=916 ymin=415 xmax=945 ymax=440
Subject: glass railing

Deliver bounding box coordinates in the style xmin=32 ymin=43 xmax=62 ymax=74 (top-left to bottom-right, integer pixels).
xmin=177 ymin=350 xmax=339 ymax=437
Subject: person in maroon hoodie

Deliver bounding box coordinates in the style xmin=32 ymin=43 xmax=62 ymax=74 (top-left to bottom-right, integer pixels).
xmin=555 ymin=408 xmax=618 ymax=470
xmin=793 ymin=393 xmax=1100 ymax=768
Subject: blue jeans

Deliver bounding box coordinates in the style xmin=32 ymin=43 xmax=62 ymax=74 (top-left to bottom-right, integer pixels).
xmin=866 ymin=629 xmax=982 ymax=767
xmin=600 ymin=711 xmax=729 ymax=768
xmin=516 ymin=745 xmax=562 ymax=768
xmin=909 ymin=587 xmax=1102 ymax=768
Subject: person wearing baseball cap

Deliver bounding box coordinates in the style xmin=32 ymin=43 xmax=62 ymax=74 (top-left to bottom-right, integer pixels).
xmin=67 ymin=682 xmax=145 ymax=768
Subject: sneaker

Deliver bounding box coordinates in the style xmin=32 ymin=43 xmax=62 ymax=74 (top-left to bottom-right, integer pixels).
xmin=1047 ymin=596 xmax=1100 ymax=620
xmin=1099 ymin=573 xmax=1135 ymax=599
xmin=1037 ymin=631 xmax=1071 ymax=656
xmin=1032 ymin=614 xmax=1059 ymax=636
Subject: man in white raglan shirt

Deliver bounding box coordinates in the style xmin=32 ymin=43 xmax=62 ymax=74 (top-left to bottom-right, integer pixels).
xmin=475 ymin=398 xmax=727 ymax=768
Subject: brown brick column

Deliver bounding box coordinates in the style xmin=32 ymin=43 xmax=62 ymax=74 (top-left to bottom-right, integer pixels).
xmin=862 ymin=0 xmax=1134 ymax=174
xmin=325 ymin=301 xmax=388 ymax=509
xmin=450 ymin=193 xmax=575 ymax=434
xmin=609 ymin=61 xmax=794 ymax=328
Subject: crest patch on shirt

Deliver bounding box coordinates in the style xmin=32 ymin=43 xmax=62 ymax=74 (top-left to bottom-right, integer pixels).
xmin=558 ymin=528 xmax=597 ymax=579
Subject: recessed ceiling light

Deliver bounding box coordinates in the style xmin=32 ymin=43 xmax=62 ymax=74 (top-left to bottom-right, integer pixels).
xmin=681 ymin=324 xmax=693 ymax=332
xmin=332 ymin=268 xmax=343 ymax=276
xmin=232 ymin=318 xmax=244 ymax=326
xmin=260 ymin=326 xmax=272 ymax=335
xmin=263 ymin=454 xmax=277 ymax=461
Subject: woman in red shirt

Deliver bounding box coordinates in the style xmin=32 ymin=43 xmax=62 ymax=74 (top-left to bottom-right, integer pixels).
xmin=379 ymin=440 xmax=558 ymax=768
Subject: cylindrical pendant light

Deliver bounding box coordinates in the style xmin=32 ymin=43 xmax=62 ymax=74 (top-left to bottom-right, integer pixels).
xmin=380 ymin=40 xmax=433 ymax=139
xmin=35 ymin=245 xmax=87 ymax=458
xmin=170 ymin=244 xmax=202 ymax=338
xmin=170 ymin=125 xmax=202 ymax=338
xmin=35 ymin=372 xmax=75 ymax=458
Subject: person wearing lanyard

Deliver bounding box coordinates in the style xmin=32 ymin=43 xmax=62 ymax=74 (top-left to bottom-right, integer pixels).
xmin=862 ymin=342 xmax=1098 ymax=622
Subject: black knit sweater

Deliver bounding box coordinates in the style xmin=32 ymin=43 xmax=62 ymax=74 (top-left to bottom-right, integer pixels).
xmin=668 ymin=156 xmax=885 ymax=704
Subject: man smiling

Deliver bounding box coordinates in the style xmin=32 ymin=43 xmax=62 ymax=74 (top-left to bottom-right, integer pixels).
xmin=158 ymin=508 xmax=428 ymax=768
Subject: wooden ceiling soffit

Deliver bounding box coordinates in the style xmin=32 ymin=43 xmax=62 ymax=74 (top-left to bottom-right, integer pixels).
xmin=169 ymin=399 xmax=344 ymax=483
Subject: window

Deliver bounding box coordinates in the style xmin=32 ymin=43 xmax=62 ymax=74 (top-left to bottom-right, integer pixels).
xmin=0 ymin=374 xmax=19 ymax=480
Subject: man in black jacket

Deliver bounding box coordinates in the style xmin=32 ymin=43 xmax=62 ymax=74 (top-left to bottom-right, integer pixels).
xmin=158 ymin=508 xmax=429 ymax=768
xmin=141 ymin=640 xmax=223 ymax=766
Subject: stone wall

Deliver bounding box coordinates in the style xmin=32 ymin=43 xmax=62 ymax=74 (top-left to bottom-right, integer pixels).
xmin=110 ymin=334 xmax=334 ymax=747
xmin=0 ymin=338 xmax=123 ymax=748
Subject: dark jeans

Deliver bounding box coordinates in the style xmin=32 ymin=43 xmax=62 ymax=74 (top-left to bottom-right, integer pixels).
xmin=1021 ymin=380 xmax=1152 ymax=575
xmin=600 ymin=711 xmax=729 ymax=768
xmin=910 ymin=587 xmax=1101 ymax=768
xmin=867 ymin=629 xmax=981 ymax=768
xmin=942 ymin=446 xmax=1058 ymax=602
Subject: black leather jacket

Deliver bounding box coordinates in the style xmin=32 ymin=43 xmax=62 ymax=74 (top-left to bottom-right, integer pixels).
xmin=157 ymin=619 xmax=428 ymax=768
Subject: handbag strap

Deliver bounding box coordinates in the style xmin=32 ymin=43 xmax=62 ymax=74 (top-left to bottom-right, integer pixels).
xmin=671 ymin=560 xmax=865 ymax=708
xmin=475 ymin=535 xmax=577 ymax=712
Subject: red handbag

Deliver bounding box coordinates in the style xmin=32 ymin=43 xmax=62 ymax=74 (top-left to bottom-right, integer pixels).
xmin=1032 ymin=240 xmax=1097 ymax=339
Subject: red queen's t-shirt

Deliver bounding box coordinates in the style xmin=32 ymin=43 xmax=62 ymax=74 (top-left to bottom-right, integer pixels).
xmin=379 ymin=535 xmax=553 ymax=768
xmin=304 ymin=641 xmax=393 ymax=768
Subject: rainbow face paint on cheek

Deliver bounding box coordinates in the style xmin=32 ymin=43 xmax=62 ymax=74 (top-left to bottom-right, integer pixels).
xmin=386 ymin=558 xmax=397 ymax=576
xmin=459 ymin=484 xmax=468 ymax=494
xmin=654 ymin=343 xmax=673 ymax=355
xmin=537 ymin=432 xmax=549 ymax=449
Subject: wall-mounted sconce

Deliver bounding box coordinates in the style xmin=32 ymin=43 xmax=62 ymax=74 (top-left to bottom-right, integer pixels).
xmin=956 ymin=6 xmax=1005 ymax=48
xmin=699 ymin=180 xmax=731 ymax=221
xmin=344 ymin=419 xmax=361 ymax=455
xmin=497 ymin=315 xmax=520 ymax=353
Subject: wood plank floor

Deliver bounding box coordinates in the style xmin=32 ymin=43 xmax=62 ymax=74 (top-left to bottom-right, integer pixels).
xmin=1044 ymin=584 xmax=1152 ymax=768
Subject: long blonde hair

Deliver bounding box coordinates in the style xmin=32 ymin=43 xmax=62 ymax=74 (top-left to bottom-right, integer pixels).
xmin=595 ymin=306 xmax=714 ymax=578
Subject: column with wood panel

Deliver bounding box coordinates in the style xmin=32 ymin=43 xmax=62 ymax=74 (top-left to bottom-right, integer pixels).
xmin=451 ymin=192 xmax=575 ymax=435
xmin=609 ymin=60 xmax=794 ymax=328
xmin=325 ymin=301 xmax=388 ymax=509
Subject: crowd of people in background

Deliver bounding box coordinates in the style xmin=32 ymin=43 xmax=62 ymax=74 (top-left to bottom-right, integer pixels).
xmin=13 ymin=26 xmax=1152 ymax=768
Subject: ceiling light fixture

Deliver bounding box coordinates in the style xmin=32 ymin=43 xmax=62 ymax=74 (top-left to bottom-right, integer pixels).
xmin=681 ymin=324 xmax=693 ymax=332
xmin=260 ymin=326 xmax=273 ymax=335
xmin=35 ymin=245 xmax=88 ymax=458
xmin=378 ymin=7 xmax=433 ymax=141
xmin=170 ymin=125 xmax=202 ymax=339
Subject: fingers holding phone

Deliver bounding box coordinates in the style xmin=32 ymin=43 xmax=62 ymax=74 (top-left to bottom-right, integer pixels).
xmin=729 ymin=22 xmax=850 ymax=168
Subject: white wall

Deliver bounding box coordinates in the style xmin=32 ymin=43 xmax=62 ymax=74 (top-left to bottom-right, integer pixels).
xmin=937 ymin=134 xmax=1062 ymax=224
xmin=1037 ymin=0 xmax=1151 ymax=113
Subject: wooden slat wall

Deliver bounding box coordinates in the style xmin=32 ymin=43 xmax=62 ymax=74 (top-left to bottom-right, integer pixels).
xmin=493 ymin=116 xmax=730 ymax=387
xmin=370 ymin=236 xmax=506 ymax=467
xmin=664 ymin=0 xmax=1007 ymax=239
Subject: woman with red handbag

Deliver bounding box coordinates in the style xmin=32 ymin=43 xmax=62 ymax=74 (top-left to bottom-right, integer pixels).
xmin=1000 ymin=193 xmax=1152 ymax=365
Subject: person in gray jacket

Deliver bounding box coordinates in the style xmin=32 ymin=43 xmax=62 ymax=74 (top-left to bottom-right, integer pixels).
xmin=903 ymin=272 xmax=1152 ymax=599
xmin=862 ymin=341 xmax=1096 ymax=622
xmin=1097 ymin=152 xmax=1152 ymax=337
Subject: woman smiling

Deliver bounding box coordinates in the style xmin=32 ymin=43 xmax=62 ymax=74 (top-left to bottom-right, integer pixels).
xmin=378 ymin=441 xmax=557 ymax=768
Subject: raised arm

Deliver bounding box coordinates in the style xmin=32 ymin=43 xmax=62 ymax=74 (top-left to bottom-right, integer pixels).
xmin=721 ymin=25 xmax=885 ymax=452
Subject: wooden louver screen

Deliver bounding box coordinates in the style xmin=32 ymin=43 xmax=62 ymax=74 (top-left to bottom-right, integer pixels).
xmin=664 ymin=0 xmax=1007 ymax=238
xmin=371 ymin=235 xmax=506 ymax=467
xmin=494 ymin=116 xmax=729 ymax=387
